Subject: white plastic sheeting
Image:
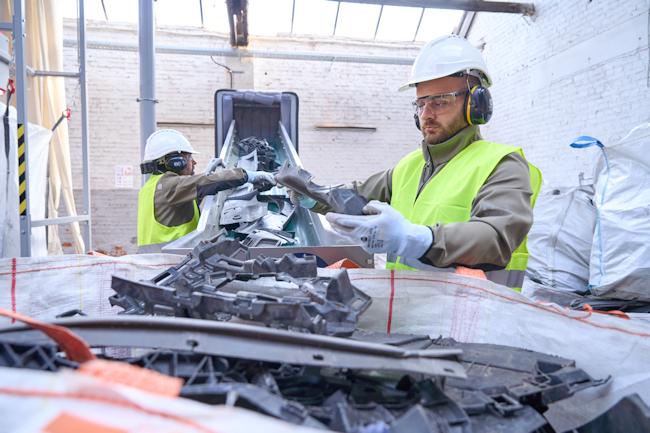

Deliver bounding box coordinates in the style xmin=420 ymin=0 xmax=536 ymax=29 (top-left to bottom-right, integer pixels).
xmin=584 ymin=124 xmax=650 ymax=300
xmin=0 ymin=367 xmax=324 ymax=433
xmin=0 ymin=256 xmax=648 ymax=379
xmin=1 ymin=256 xmax=649 ymax=430
xmin=0 ymin=103 xmax=52 ymax=258
xmin=1 ymin=0 xmax=84 ymax=254
xmin=525 ymin=184 xmax=596 ymax=295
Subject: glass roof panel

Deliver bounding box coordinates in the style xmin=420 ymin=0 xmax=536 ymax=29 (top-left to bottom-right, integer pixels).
xmin=61 ymin=0 xmax=109 ymax=21
xmin=292 ymin=0 xmax=339 ymax=37
xmin=334 ymin=2 xmax=382 ymax=39
xmin=414 ymin=8 xmax=463 ymax=42
xmin=374 ymin=5 xmax=422 ymax=41
xmin=248 ymin=0 xmax=294 ymax=36
xmin=202 ymin=0 xmax=231 ymax=34
xmin=103 ymin=0 xmax=138 ymax=24
xmin=156 ymin=0 xmax=203 ymax=28
xmin=60 ymin=1 xmax=465 ymax=44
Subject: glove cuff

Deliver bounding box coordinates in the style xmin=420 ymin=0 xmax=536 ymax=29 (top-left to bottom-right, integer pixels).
xmin=397 ymin=224 xmax=433 ymax=259
xmin=244 ymin=169 xmax=255 ymax=183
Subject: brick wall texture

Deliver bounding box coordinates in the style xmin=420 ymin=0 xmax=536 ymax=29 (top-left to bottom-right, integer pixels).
xmin=59 ymin=0 xmax=650 ymax=253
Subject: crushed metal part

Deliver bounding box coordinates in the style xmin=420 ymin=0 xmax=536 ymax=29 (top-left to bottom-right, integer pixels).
xmin=0 ymin=328 xmax=607 ymax=433
xmin=236 ymin=136 xmax=279 ymax=172
xmin=110 ymin=238 xmax=371 ymax=336
xmin=220 ymin=184 xmax=269 ymax=225
xmin=241 ymin=229 xmax=294 ymax=247
xmin=275 ymin=161 xmax=368 ymax=215
xmin=0 ymin=317 xmax=465 ymax=378
xmin=569 ymin=297 xmax=650 ymax=313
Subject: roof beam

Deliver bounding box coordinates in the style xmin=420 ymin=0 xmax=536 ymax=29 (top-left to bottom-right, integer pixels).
xmin=328 ymin=0 xmax=535 ymax=16
xmin=226 ymin=0 xmax=248 ymax=47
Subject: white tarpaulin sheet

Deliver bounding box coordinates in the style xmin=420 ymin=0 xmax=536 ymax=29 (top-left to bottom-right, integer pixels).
xmin=1 ymin=255 xmax=649 ymax=429
xmin=0 ymin=102 xmax=52 ymax=258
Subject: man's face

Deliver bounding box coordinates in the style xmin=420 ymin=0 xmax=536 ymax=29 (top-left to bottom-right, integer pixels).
xmin=415 ymin=75 xmax=468 ymax=145
xmin=179 ymin=152 xmax=196 ymax=176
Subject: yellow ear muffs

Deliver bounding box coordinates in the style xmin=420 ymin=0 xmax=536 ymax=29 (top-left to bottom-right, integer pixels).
xmin=465 ymin=85 xmax=493 ymax=125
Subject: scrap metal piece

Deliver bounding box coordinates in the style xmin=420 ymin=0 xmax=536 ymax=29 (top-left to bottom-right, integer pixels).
xmin=236 ymin=149 xmax=258 ymax=171
xmin=220 ymin=184 xmax=268 ymax=225
xmin=110 ymin=238 xmax=371 ymax=336
xmin=569 ymin=297 xmax=650 ymax=313
xmin=275 ymin=161 xmax=368 ymax=215
xmin=352 ymin=332 xmax=609 ymax=419
xmin=0 ymin=317 xmax=465 ymax=378
xmin=236 ymin=136 xmax=279 ymax=172
xmin=241 ymin=229 xmax=294 ymax=248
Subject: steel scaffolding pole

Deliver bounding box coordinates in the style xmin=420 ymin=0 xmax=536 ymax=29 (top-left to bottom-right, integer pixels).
xmin=138 ymin=0 xmax=156 ymax=169
xmin=79 ymin=0 xmax=92 ymax=250
xmin=14 ymin=0 xmax=31 ymax=257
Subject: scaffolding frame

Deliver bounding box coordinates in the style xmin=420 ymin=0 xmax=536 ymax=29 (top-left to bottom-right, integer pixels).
xmin=1 ymin=0 xmax=91 ymax=256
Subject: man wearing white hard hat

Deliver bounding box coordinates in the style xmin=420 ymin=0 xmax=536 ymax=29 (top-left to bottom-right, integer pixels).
xmin=295 ymin=36 xmax=541 ymax=289
xmin=137 ymin=129 xmax=275 ymax=252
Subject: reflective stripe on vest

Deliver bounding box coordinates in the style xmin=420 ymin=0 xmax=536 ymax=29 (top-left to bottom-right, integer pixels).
xmin=137 ymin=174 xmax=200 ymax=247
xmin=387 ymin=140 xmax=542 ymax=289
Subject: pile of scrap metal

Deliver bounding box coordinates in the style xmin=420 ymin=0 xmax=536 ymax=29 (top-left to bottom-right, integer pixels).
xmin=219 ymin=136 xmax=369 ymax=249
xmin=0 ymin=317 xmax=623 ymax=433
xmin=221 ymin=136 xmax=296 ymax=248
xmin=110 ymin=237 xmax=371 ymax=336
xmin=96 ymin=236 xmax=637 ymax=432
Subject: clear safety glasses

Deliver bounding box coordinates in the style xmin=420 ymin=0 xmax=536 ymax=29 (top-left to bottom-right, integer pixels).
xmin=412 ymin=89 xmax=467 ymax=116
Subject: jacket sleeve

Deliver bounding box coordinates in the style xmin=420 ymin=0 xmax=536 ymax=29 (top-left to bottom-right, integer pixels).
xmin=421 ymin=153 xmax=533 ymax=269
xmin=311 ymin=168 xmax=393 ymax=214
xmin=156 ymin=168 xmax=248 ymax=206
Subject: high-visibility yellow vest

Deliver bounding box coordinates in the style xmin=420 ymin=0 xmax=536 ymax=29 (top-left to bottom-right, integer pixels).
xmin=387 ymin=140 xmax=542 ymax=284
xmin=137 ymin=174 xmax=199 ymax=247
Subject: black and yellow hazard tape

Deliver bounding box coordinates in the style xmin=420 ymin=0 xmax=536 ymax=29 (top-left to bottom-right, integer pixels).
xmin=17 ymin=123 xmax=26 ymax=216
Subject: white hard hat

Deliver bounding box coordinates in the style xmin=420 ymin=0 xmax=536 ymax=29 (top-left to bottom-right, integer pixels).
xmin=399 ymin=35 xmax=492 ymax=91
xmin=143 ymin=129 xmax=198 ymax=162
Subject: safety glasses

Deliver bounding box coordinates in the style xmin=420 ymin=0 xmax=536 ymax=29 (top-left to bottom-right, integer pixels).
xmin=412 ymin=89 xmax=467 ymax=116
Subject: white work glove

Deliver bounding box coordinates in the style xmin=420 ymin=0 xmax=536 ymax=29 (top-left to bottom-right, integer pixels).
xmin=325 ymin=200 xmax=433 ymax=258
xmin=245 ymin=170 xmax=277 ymax=188
xmin=203 ymin=157 xmax=224 ymax=175
xmin=288 ymin=189 xmax=317 ymax=209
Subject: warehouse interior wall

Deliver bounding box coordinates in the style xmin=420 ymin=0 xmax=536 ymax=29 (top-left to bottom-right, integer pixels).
xmin=59 ymin=0 xmax=649 ymax=254
xmin=466 ymin=0 xmax=650 ymax=187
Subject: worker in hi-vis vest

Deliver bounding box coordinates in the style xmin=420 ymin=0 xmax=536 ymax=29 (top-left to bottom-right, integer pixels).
xmin=137 ymin=129 xmax=275 ymax=253
xmin=291 ymin=36 xmax=541 ymax=290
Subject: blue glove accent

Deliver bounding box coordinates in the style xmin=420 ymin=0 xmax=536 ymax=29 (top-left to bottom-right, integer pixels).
xmin=289 ymin=190 xmax=316 ymax=209
xmin=299 ymin=196 xmax=317 ymax=209
xmin=569 ymin=135 xmax=604 ymax=149
xmin=325 ymin=200 xmax=433 ymax=258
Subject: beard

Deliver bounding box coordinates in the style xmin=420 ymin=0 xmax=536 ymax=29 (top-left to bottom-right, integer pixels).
xmin=421 ymin=115 xmax=467 ymax=145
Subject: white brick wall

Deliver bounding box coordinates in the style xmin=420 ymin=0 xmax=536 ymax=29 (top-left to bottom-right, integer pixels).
xmin=59 ymin=0 xmax=650 ymax=253
xmin=466 ymin=0 xmax=650 ymax=187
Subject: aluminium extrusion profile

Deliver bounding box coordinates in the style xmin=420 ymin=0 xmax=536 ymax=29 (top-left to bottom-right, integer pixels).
xmin=275 ymin=161 xmax=368 ymax=215
xmin=0 ymin=316 xmax=466 ymax=379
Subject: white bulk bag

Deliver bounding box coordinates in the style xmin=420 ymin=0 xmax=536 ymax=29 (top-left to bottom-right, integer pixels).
xmin=572 ymin=126 xmax=650 ymax=300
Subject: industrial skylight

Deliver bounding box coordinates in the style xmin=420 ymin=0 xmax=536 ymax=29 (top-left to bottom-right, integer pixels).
xmin=61 ymin=0 xmax=464 ymax=42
